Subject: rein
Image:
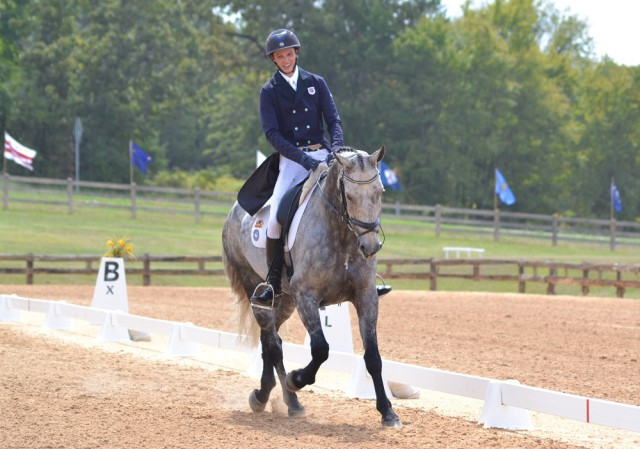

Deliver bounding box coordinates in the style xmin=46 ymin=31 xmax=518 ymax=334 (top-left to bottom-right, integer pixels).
xmin=316 ymin=165 xmax=385 ymax=242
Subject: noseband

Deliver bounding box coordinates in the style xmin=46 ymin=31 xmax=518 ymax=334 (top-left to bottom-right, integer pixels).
xmin=317 ymin=166 xmax=384 ymax=242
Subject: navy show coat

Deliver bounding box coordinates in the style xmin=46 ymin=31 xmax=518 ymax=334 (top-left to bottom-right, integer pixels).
xmin=259 ymin=67 xmax=343 ymax=166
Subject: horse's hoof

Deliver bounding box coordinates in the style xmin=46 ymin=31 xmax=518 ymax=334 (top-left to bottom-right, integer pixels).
xmin=382 ymin=417 xmax=402 ymax=428
xmin=285 ymin=371 xmax=302 ymax=392
xmin=288 ymin=405 xmax=306 ymax=418
xmin=249 ymin=389 xmax=267 ymax=413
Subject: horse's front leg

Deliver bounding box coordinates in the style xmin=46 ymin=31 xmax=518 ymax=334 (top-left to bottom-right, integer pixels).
xmin=356 ymin=292 xmax=402 ymax=428
xmin=285 ymin=294 xmax=329 ymax=391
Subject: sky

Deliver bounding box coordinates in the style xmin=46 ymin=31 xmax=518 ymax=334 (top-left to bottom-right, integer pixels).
xmin=440 ymin=0 xmax=640 ymax=66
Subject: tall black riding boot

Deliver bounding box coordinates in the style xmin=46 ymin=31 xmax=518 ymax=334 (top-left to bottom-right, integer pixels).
xmin=250 ymin=237 xmax=284 ymax=310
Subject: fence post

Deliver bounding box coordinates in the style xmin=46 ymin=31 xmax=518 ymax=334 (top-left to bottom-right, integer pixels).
xmin=493 ymin=208 xmax=500 ymax=242
xmin=434 ymin=204 xmax=441 ymax=238
xmin=551 ymin=214 xmax=558 ymax=247
xmin=429 ymin=261 xmax=437 ymax=291
xmin=66 ymin=177 xmax=74 ymax=214
xmin=26 ymin=254 xmax=34 ymax=285
xmin=143 ymin=253 xmax=151 ymax=286
xmin=546 ymin=267 xmax=556 ymax=295
xmin=130 ymin=182 xmax=137 ymax=219
xmin=609 ymin=219 xmax=617 ymax=251
xmin=194 ymin=189 xmax=201 ymax=223
xmin=615 ymin=268 xmax=625 ymax=298
xmin=2 ymin=172 xmax=8 ymax=210
xmin=581 ymin=268 xmax=590 ymax=296
xmin=518 ymin=262 xmax=525 ymax=293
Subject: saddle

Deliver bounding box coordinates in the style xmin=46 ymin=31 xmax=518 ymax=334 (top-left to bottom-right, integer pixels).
xmin=276 ymin=163 xmax=328 ymax=243
xmin=276 ymin=178 xmax=306 ymax=245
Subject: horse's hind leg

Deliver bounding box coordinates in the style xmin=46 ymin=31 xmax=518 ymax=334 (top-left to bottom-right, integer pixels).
xmin=272 ymin=340 xmax=305 ymax=417
xmin=251 ymin=311 xmax=305 ymax=417
xmin=248 ymin=329 xmax=277 ymax=413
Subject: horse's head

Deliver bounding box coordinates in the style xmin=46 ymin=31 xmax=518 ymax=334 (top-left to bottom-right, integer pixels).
xmin=331 ymin=146 xmax=386 ymax=259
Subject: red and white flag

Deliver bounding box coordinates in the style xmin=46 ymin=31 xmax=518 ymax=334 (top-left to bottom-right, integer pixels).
xmin=4 ymin=131 xmax=37 ymax=171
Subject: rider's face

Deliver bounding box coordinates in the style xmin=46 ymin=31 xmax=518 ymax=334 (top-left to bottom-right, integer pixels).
xmin=271 ymin=48 xmax=297 ymax=76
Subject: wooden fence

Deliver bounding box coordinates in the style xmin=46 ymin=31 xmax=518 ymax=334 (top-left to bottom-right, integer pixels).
xmin=3 ymin=173 xmax=640 ymax=250
xmin=1 ymin=174 xmax=235 ymax=222
xmin=2 ymin=254 xmax=640 ymax=298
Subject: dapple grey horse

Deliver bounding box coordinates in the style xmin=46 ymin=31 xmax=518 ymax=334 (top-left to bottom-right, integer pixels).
xmin=222 ymin=146 xmax=401 ymax=427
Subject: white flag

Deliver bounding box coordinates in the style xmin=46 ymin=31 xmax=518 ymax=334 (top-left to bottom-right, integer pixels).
xmin=256 ymin=150 xmax=266 ymax=168
xmin=4 ymin=132 xmax=37 ymax=171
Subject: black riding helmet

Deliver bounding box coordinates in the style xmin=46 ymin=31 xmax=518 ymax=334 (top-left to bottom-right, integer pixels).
xmin=265 ymin=29 xmax=301 ymax=56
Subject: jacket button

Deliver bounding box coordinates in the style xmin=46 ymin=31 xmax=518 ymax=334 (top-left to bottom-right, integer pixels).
xmin=293 ymin=109 xmax=296 ymax=113
xmin=304 ymin=108 xmax=308 ymax=112
xmin=306 ymin=125 xmax=310 ymax=129
xmin=294 ymin=127 xmax=298 ymax=131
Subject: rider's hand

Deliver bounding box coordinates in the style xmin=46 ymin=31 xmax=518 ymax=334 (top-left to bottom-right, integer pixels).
xmin=301 ymin=154 xmax=321 ymax=171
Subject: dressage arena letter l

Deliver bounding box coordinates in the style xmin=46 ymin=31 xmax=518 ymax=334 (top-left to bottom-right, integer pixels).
xmin=304 ymin=304 xmax=354 ymax=354
xmin=91 ymin=257 xmax=129 ymax=315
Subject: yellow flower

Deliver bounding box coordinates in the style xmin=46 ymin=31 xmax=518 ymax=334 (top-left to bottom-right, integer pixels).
xmin=103 ymin=236 xmax=136 ymax=260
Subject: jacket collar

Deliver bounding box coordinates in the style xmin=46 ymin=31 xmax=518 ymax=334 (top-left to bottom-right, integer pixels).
xmin=272 ymin=67 xmax=311 ymax=101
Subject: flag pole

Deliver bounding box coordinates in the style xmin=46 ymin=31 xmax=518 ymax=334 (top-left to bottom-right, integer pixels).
xmin=610 ymin=178 xmax=614 ymax=221
xmin=493 ymin=168 xmax=498 ymax=210
xmin=3 ymin=132 xmax=6 ymax=175
xmin=129 ymin=140 xmax=133 ymax=185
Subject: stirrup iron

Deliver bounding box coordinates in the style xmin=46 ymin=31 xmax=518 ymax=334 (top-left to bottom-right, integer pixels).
xmin=250 ymin=281 xmax=277 ymax=310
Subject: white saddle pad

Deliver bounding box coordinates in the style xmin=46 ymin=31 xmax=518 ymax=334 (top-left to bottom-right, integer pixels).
xmin=250 ymin=184 xmax=316 ymax=252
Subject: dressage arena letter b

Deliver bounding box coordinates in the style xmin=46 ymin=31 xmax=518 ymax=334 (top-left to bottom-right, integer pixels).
xmin=104 ymin=261 xmax=120 ymax=282
xmin=91 ymin=257 xmax=129 ymax=314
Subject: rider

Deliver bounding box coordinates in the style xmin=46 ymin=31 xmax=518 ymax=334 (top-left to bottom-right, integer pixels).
xmin=250 ymin=29 xmax=390 ymax=309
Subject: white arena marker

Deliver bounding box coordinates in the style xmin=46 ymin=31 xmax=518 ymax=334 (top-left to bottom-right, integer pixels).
xmin=247 ymin=342 xmax=264 ymax=378
xmin=165 ymin=323 xmax=200 ymax=357
xmin=90 ymin=258 xmax=151 ymax=341
xmin=479 ymin=380 xmax=534 ymax=430
xmin=0 ymin=295 xmax=22 ymax=322
xmin=303 ymin=303 xmax=354 ymax=354
xmin=91 ymin=257 xmax=129 ymax=313
xmin=98 ymin=311 xmax=131 ymax=342
xmin=347 ymin=357 xmax=393 ymax=400
xmin=43 ymin=301 xmax=72 ymax=330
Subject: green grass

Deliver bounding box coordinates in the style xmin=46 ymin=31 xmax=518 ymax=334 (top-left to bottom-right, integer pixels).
xmin=2 ymin=201 xmax=639 ymax=297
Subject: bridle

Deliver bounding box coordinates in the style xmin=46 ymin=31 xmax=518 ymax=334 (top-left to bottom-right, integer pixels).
xmin=316 ymin=162 xmax=385 ymax=244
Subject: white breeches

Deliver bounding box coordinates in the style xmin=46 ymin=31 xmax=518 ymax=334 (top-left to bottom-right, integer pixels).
xmin=266 ymin=149 xmax=328 ymax=239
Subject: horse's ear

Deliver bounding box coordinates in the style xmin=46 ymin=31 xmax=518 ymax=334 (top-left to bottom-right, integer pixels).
xmin=334 ymin=152 xmax=347 ymax=166
xmin=372 ymin=145 xmax=385 ymax=163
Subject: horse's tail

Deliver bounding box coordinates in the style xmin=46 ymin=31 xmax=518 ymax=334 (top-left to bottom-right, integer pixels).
xmin=222 ymin=207 xmax=261 ymax=347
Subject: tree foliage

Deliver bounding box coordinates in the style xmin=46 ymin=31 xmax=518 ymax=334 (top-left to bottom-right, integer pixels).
xmin=2 ymin=0 xmax=639 ymax=219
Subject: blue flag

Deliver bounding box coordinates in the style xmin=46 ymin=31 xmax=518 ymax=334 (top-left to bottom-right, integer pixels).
xmin=495 ymin=168 xmax=516 ymax=205
xmin=131 ymin=142 xmax=153 ymax=174
xmin=610 ymin=179 xmax=622 ymax=212
xmin=379 ymin=161 xmax=403 ymax=191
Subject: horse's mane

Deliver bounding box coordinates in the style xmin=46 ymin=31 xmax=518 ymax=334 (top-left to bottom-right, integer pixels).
xmin=327 ymin=146 xmax=365 ymax=171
